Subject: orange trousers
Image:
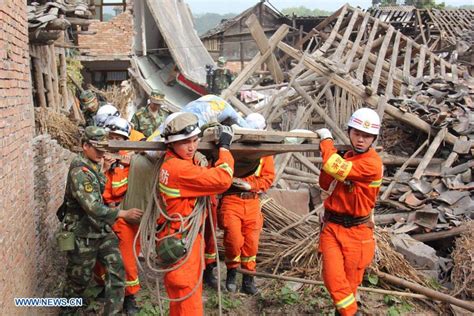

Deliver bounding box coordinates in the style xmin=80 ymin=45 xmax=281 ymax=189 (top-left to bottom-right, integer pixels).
xmin=319 ymin=222 xmax=375 ymax=316
xmin=94 ymin=218 xmax=141 ymax=296
xmin=204 ymin=197 xmax=218 ymax=265
xmin=165 ymin=233 xmax=204 ymax=316
xmin=219 ymin=195 xmax=263 ymax=271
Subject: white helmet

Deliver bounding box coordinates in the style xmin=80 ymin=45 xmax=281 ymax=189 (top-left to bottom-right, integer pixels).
xmin=162 ymin=112 xmax=201 ymax=144
xmin=347 ymin=108 xmax=381 ymax=135
xmin=104 ymin=116 xmax=131 ymax=139
xmin=245 ymin=113 xmax=266 ymax=130
xmin=95 ymin=103 xmax=120 ymax=127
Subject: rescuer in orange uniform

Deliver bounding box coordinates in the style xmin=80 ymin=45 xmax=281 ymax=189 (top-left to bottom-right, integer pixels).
xmin=158 ymin=112 xmax=234 ymax=316
xmin=94 ymin=116 xmax=142 ymax=315
xmin=219 ymin=113 xmax=275 ymax=295
xmin=316 ymin=108 xmax=383 ymax=316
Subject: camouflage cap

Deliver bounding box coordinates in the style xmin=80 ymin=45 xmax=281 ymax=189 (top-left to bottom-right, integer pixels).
xmin=150 ymin=89 xmax=165 ymax=103
xmin=217 ymin=56 xmax=226 ymax=66
xmin=83 ymin=126 xmax=108 ymax=144
xmin=79 ymin=90 xmax=97 ymax=106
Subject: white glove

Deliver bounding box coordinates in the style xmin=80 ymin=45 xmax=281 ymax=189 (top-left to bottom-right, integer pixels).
xmin=232 ymin=178 xmax=252 ymax=191
xmin=315 ymin=128 xmax=333 ymax=140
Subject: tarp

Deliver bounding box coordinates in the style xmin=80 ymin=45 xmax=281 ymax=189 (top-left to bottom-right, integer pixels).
xmin=146 ymin=0 xmax=214 ymax=86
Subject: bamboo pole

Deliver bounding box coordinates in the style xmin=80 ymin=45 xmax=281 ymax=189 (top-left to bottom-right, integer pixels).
xmin=237 ymin=268 xmax=428 ymax=299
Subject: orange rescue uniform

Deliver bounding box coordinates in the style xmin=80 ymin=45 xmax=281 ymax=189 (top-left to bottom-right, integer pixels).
xmin=158 ymin=148 xmax=234 ymax=316
xmin=219 ymin=156 xmax=275 ymax=271
xmin=318 ymin=139 xmax=382 ymax=316
xmin=95 ymin=150 xmax=141 ymax=296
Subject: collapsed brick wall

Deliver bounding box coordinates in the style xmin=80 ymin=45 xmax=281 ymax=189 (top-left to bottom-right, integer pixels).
xmin=32 ymin=135 xmax=75 ymax=298
xmin=78 ymin=12 xmax=133 ymax=57
xmin=0 ymin=1 xmax=36 ymax=313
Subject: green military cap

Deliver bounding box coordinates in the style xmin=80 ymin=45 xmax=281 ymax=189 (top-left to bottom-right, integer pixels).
xmin=79 ymin=90 xmax=97 ymax=106
xmin=150 ymin=89 xmax=165 ymax=103
xmin=83 ymin=126 xmax=108 ymax=143
xmin=217 ymin=56 xmax=226 ymax=66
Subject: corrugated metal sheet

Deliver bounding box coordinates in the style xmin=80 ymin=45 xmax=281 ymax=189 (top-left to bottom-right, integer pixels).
xmin=145 ymin=0 xmax=213 ymax=86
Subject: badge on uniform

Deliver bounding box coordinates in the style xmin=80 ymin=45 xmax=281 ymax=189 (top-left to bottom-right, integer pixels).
xmin=84 ymin=182 xmax=93 ymax=193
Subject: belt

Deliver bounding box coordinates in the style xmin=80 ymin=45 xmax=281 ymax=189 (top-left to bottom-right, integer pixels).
xmin=325 ymin=210 xmax=371 ymax=228
xmin=223 ymin=192 xmax=259 ymax=200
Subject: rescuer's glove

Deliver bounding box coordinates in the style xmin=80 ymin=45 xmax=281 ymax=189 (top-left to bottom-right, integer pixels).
xmin=217 ymin=125 xmax=234 ymax=149
xmin=315 ymin=128 xmax=333 ymax=140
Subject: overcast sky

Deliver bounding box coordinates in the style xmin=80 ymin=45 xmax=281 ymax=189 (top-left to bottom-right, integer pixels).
xmin=186 ymin=0 xmax=472 ymax=14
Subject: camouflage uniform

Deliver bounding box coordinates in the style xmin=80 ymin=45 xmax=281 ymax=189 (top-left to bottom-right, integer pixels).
xmin=61 ymin=127 xmax=125 ymax=315
xmin=211 ymin=67 xmax=235 ymax=95
xmin=130 ymin=106 xmax=166 ymax=138
xmin=79 ymin=90 xmax=104 ymax=127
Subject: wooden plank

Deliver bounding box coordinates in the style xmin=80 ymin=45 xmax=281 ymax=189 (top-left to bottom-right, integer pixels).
xmin=245 ymin=14 xmax=284 ymax=84
xmin=316 ymin=5 xmax=348 ymax=56
xmin=440 ymin=59 xmax=446 ymax=78
xmin=416 ymin=45 xmax=426 ymax=78
xmin=385 ymin=31 xmax=401 ymax=98
xmin=415 ymin=9 xmax=428 ymax=46
xmin=59 ymin=49 xmax=68 ymax=109
xmin=371 ymin=26 xmax=394 ymax=93
xmin=412 ymin=128 xmax=447 ymax=181
xmin=228 ymin=95 xmax=253 ymax=116
xmin=332 ymin=9 xmax=359 ymax=61
xmin=429 ymin=54 xmax=435 ymax=77
xmin=451 ymin=64 xmax=458 ymax=83
xmin=49 ymin=44 xmax=61 ymax=111
xmin=344 ymin=13 xmax=370 ymax=71
xmin=33 ymin=57 xmax=47 ymax=108
xmin=356 ymin=20 xmax=379 ymax=82
xmin=293 ymin=152 xmax=320 ymax=175
xmin=277 ymin=41 xmax=461 ymax=146
xmin=221 ymin=24 xmax=289 ymax=100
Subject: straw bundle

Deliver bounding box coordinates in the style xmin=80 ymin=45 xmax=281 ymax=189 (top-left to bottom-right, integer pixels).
xmin=451 ymin=221 xmax=473 ymax=299
xmin=35 ymin=107 xmax=80 ymax=151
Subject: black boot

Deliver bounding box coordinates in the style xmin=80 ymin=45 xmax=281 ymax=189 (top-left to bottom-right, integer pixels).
xmin=226 ymin=268 xmax=237 ymax=293
xmin=203 ymin=262 xmax=218 ymax=289
xmin=241 ymin=274 xmax=258 ymax=295
xmin=123 ymin=295 xmax=140 ymax=315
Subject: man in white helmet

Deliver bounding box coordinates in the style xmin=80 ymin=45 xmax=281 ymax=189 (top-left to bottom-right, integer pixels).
xmin=92 ymin=116 xmax=143 ymax=314
xmin=217 ymin=112 xmax=275 ymax=295
xmin=315 ymin=108 xmax=383 ymax=316
xmin=157 ymin=112 xmax=235 ymax=315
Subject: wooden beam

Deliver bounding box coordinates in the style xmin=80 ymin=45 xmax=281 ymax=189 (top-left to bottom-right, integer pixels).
xmin=245 ymin=14 xmax=284 ymax=84
xmin=33 ymin=57 xmax=47 ymax=108
xmin=412 ymin=128 xmax=447 ymax=180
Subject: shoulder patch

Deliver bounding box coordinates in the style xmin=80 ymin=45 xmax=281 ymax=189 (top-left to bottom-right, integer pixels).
xmin=83 ymin=181 xmax=93 ymax=193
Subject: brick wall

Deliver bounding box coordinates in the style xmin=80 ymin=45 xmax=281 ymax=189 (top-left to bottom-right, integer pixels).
xmin=0 ymin=1 xmax=36 ymax=313
xmin=32 ymin=135 xmax=75 ymax=299
xmin=78 ymin=12 xmax=133 ymax=57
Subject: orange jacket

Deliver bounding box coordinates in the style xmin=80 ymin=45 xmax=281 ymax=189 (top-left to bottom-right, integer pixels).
xmin=103 ymin=150 xmax=130 ymax=205
xmin=241 ymin=156 xmax=275 ymax=192
xmin=319 ymin=139 xmax=382 ymax=217
xmin=130 ymin=129 xmax=146 ymax=141
xmin=158 ymin=148 xmax=234 ymax=230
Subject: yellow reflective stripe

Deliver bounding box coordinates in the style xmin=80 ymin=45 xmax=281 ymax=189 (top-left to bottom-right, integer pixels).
xmin=225 ymin=255 xmax=241 ymax=263
xmin=217 ymin=162 xmax=233 ymax=177
xmin=111 ymin=178 xmax=128 ymax=188
xmin=159 ymin=183 xmax=181 ymax=197
xmin=125 ymin=278 xmax=139 ymax=287
xmin=322 ymin=153 xmax=352 ymax=181
xmin=254 ymin=158 xmax=263 ymax=176
xmin=205 ymin=253 xmax=216 ymax=259
xmin=369 ymin=179 xmax=382 ymax=187
xmin=241 ymin=255 xmax=256 ymax=263
xmin=336 ymin=293 xmax=355 ymax=309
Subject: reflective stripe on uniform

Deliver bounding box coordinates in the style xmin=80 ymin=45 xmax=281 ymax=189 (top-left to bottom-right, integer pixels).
xmin=254 ymin=158 xmax=263 ymax=177
xmin=323 ymin=153 xmax=352 ymax=181
xmin=205 ymin=252 xmax=217 ymax=259
xmin=225 ymin=255 xmax=241 ymax=263
xmin=125 ymin=278 xmax=139 ymax=287
xmin=159 ymin=182 xmax=181 ymax=197
xmin=217 ymin=162 xmax=233 ymax=177
xmin=112 ymin=178 xmax=128 ymax=188
xmin=241 ymin=255 xmax=256 ymax=263
xmin=335 ymin=293 xmax=355 ymax=309
xmin=368 ymin=179 xmax=382 ymax=187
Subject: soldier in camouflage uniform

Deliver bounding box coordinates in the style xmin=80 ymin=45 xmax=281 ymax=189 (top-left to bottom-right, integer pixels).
xmin=209 ymin=56 xmax=235 ymax=95
xmin=130 ymin=90 xmax=168 ymax=138
xmin=80 ymin=90 xmax=105 ymax=127
xmin=61 ymin=126 xmax=143 ymax=315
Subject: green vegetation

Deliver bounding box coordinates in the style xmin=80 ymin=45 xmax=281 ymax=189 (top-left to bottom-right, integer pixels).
xmin=384 ymin=295 xmax=413 ymax=316
xmin=281 ymin=6 xmax=332 ymax=16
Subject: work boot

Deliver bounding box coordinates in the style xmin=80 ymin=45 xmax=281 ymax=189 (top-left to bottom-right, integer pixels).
xmin=241 ymin=274 xmax=258 ymax=295
xmin=123 ymin=295 xmax=140 ymax=315
xmin=226 ymin=268 xmax=237 ymax=293
xmin=203 ymin=263 xmax=218 ymax=289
